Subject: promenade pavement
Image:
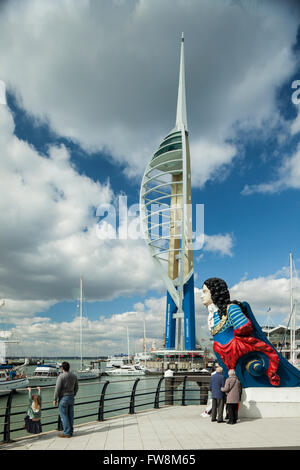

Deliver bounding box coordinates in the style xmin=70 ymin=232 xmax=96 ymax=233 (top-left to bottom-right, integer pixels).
xmin=1 ymin=405 xmax=300 ymax=451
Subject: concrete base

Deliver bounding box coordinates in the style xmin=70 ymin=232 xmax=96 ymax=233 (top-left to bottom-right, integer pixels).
xmin=239 ymin=387 xmax=300 ymax=418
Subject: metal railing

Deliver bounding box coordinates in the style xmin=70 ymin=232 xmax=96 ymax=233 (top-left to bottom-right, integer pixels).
xmin=0 ymin=375 xmax=209 ymax=443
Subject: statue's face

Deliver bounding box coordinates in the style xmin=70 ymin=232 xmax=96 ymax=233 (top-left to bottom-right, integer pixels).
xmin=201 ymin=284 xmax=213 ymax=306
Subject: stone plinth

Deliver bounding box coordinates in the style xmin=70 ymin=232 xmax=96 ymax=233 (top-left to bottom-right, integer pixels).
xmin=239 ymin=387 xmax=300 ymax=418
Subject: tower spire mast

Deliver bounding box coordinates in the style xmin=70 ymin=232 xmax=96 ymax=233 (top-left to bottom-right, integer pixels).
xmin=175 ymin=32 xmax=188 ymax=132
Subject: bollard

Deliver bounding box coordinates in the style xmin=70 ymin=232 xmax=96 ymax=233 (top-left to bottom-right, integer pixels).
xmin=181 ymin=375 xmax=187 ymax=406
xmin=165 ymin=377 xmax=174 ymax=405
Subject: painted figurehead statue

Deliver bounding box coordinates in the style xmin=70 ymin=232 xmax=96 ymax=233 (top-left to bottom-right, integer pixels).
xmin=201 ymin=278 xmax=280 ymax=386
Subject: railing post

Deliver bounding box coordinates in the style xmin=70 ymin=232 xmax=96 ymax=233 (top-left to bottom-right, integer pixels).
xmin=3 ymin=389 xmax=15 ymax=443
xmin=154 ymin=376 xmax=165 ymax=409
xmin=129 ymin=378 xmax=140 ymax=414
xmin=165 ymin=376 xmax=174 ymax=405
xmin=98 ymin=380 xmax=110 ymax=421
xmin=181 ymin=375 xmax=187 ymax=406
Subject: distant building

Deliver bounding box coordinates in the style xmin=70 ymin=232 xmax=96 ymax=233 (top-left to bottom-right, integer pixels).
xmin=262 ymin=325 xmax=300 ymax=361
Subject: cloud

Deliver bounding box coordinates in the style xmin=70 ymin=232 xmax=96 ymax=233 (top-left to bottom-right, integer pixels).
xmin=242 ymin=141 xmax=300 ymax=194
xmin=9 ymin=287 xmax=213 ymax=356
xmin=0 ymin=299 xmax=54 ymax=326
xmin=0 ymin=103 xmax=165 ymax=315
xmin=190 ymin=139 xmax=237 ymax=188
xmin=229 ymin=274 xmax=300 ymax=321
xmin=203 ymin=233 xmax=234 ymax=257
xmin=0 ymin=80 xmax=6 ymax=105
xmin=290 ymin=108 xmax=300 ymax=135
xmin=241 ymin=181 xmax=281 ymax=195
xmin=0 ymin=0 xmax=299 ymax=356
xmin=241 ymin=79 xmax=300 ymax=196
xmin=0 ymin=0 xmax=298 ymax=185
xmin=10 ymin=267 xmax=300 ymax=356
xmin=0 ymin=102 xmax=237 ymax=322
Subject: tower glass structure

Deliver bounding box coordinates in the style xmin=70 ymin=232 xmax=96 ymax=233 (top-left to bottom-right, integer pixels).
xmin=140 ymin=35 xmax=196 ymax=351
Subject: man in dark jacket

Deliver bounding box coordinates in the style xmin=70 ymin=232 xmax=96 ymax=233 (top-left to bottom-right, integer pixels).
xmin=209 ymin=366 xmax=226 ymax=423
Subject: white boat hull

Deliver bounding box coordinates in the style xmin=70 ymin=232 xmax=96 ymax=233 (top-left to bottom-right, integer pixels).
xmin=75 ymin=370 xmax=98 ymax=380
xmin=27 ymin=376 xmax=58 ymax=387
xmin=106 ymin=369 xmax=145 ymax=376
xmin=0 ymin=377 xmax=29 ymax=395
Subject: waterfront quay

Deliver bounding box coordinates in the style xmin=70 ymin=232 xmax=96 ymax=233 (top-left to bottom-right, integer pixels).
xmin=1 ymin=372 xmax=300 ymax=452
xmin=2 ymin=405 xmax=300 ymax=451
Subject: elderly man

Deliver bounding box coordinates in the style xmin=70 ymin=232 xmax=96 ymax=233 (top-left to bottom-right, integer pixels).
xmin=209 ymin=366 xmax=226 ymax=423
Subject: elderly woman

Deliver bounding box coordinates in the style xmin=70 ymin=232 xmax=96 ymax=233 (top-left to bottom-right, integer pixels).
xmin=221 ymin=369 xmax=242 ymax=424
xmin=201 ymin=277 xmax=280 ymax=386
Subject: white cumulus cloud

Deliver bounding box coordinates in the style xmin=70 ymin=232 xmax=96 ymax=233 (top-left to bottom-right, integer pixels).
xmin=0 ymin=0 xmax=298 ymax=184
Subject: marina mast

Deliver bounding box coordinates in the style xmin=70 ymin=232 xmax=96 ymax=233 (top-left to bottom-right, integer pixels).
xmin=290 ymin=252 xmax=296 ymax=365
xmin=80 ymin=276 xmax=83 ymax=370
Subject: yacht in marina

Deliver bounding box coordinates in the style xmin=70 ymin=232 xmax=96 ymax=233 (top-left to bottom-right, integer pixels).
xmin=28 ymin=361 xmax=101 ymax=385
xmin=75 ymin=365 xmax=100 ymax=380
xmin=104 ymin=325 xmax=149 ymax=376
xmin=105 ymin=363 xmax=146 ymax=376
xmin=0 ymin=331 xmax=29 ymax=394
xmin=27 ymin=363 xmax=61 ymax=387
xmin=85 ymin=360 xmax=102 ymax=378
xmin=105 ymin=356 xmax=126 ymax=371
xmin=0 ymin=364 xmax=29 ymax=395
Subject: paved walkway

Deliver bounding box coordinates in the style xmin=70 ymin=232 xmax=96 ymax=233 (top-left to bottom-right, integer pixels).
xmin=2 ymin=405 xmax=300 ymax=450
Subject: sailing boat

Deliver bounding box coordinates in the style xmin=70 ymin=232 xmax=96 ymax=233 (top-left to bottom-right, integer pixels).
xmin=0 ymin=331 xmax=29 ymax=395
xmin=106 ymin=327 xmax=146 ymax=376
xmin=134 ymin=320 xmax=154 ymax=363
xmin=74 ymin=277 xmax=99 ymax=380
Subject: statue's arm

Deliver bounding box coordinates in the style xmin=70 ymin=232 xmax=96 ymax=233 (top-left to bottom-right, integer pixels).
xmin=228 ymin=304 xmax=252 ymax=336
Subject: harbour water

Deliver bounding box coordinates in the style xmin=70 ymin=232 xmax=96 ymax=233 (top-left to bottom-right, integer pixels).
xmin=0 ymin=359 xmax=205 ymax=441
xmin=0 ymin=359 xmax=162 ymax=440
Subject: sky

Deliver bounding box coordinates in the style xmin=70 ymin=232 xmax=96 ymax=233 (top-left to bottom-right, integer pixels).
xmin=0 ymin=0 xmax=300 ymax=357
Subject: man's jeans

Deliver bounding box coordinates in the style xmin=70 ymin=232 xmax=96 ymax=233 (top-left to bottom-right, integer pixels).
xmin=58 ymin=395 xmax=74 ymax=436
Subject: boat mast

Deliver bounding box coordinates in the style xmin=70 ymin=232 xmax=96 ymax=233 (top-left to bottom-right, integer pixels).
xmin=143 ymin=320 xmax=147 ymax=367
xmin=290 ymin=252 xmax=296 ymax=365
xmin=127 ymin=326 xmax=130 ymax=365
xmin=80 ymin=276 xmax=83 ymax=370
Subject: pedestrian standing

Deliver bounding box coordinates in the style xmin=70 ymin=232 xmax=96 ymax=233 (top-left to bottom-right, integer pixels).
xmin=221 ymin=369 xmax=242 ymax=425
xmin=25 ymin=386 xmax=42 ymax=434
xmin=209 ymin=366 xmax=226 ymax=423
xmin=53 ymin=361 xmax=79 ymax=438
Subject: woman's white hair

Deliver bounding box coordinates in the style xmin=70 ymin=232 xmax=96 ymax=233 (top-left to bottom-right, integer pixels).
xmin=228 ymin=369 xmax=236 ymax=377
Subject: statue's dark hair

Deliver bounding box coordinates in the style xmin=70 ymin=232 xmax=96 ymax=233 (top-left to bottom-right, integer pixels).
xmin=203 ymin=277 xmax=247 ymax=318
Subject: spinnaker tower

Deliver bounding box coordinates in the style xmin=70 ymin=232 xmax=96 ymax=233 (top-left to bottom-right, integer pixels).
xmin=140 ymin=34 xmax=196 ymax=351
